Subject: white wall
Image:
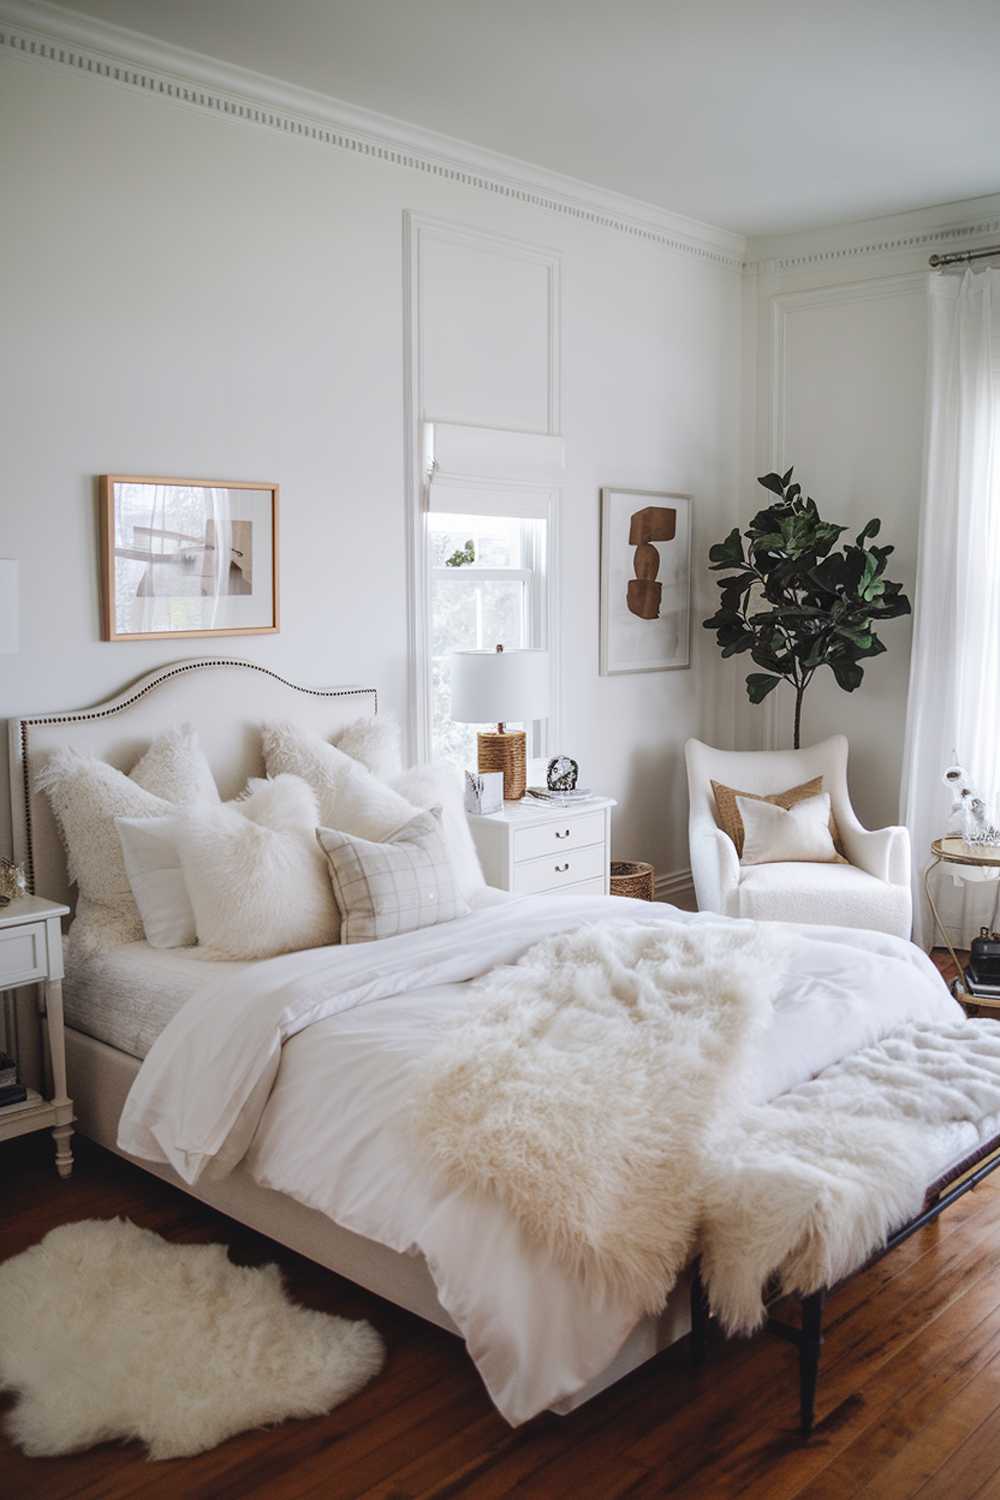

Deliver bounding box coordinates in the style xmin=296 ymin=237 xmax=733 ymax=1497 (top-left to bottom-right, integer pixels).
xmin=0 ymin=40 xmax=744 ymax=891
xmin=742 ymin=194 xmax=1000 ymax=831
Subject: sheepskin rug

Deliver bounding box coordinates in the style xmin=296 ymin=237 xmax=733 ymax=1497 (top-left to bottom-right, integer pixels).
xmin=0 ymin=1219 xmax=385 ymax=1460
xmin=411 ymin=919 xmax=787 ymax=1313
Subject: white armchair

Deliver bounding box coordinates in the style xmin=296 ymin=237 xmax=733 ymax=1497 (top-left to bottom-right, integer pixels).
xmin=684 ymin=736 xmax=912 ymax=938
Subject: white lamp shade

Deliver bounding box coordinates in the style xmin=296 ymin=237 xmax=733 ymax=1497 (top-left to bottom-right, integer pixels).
xmin=0 ymin=560 xmax=17 ymax=653
xmin=450 ymin=648 xmax=550 ymax=724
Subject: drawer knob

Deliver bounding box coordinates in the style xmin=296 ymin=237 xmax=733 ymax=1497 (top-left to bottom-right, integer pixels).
xmin=555 ymin=829 xmax=571 ymax=839
xmin=554 ymin=862 xmax=570 ymax=873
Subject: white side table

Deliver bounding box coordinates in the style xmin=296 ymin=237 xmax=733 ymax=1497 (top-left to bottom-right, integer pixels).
xmin=469 ymin=796 xmax=616 ymax=896
xmin=0 ymin=895 xmax=74 ymax=1178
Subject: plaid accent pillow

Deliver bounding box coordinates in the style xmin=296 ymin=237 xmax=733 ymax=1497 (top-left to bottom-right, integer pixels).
xmin=316 ymin=808 xmax=469 ymax=943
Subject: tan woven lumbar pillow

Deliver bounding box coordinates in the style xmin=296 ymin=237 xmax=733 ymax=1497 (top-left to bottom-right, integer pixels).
xmin=711 ymin=775 xmax=846 ymax=860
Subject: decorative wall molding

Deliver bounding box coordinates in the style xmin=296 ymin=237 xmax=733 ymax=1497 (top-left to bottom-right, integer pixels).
xmin=750 ymin=209 xmax=1000 ymax=275
xmin=768 ymin=273 xmax=927 ymax=471
xmin=0 ymin=0 xmax=746 ymax=271
xmin=762 ymin=272 xmax=927 ymax=751
xmin=403 ymin=212 xmax=563 ymax=762
xmin=655 ymin=868 xmax=696 ymax=909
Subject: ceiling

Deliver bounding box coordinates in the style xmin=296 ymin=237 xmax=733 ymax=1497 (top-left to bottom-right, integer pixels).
xmin=48 ymin=0 xmax=1000 ymax=237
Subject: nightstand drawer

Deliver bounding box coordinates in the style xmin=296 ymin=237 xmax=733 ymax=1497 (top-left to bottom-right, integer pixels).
xmin=512 ymin=811 xmax=605 ymax=863
xmin=512 ymin=841 xmax=606 ymax=895
xmin=0 ymin=925 xmax=46 ymax=986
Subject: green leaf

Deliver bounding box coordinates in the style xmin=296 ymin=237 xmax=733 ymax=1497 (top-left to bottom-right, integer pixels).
xmin=781 ymin=466 xmax=794 ymax=486
xmin=708 ymin=528 xmax=745 ymax=567
xmin=757 ymin=472 xmax=787 ymax=497
xmin=855 ymin=518 xmax=881 ymax=546
xmin=830 ymin=659 xmax=864 ymax=692
xmin=746 ymin=673 xmax=783 ymax=704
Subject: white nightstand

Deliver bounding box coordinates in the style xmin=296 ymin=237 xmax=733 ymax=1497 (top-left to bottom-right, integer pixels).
xmin=469 ymin=797 xmax=616 ymax=896
xmin=0 ymin=895 xmax=74 ymax=1178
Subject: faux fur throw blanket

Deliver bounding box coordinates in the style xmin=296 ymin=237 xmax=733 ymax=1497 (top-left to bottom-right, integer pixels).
xmin=412 ymin=921 xmax=1000 ymax=1332
xmin=701 ymin=1015 xmax=1000 ymax=1334
xmin=411 ymin=920 xmax=787 ymax=1314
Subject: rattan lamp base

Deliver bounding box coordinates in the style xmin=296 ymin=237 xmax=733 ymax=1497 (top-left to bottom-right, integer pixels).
xmin=477 ymin=730 xmax=527 ymax=801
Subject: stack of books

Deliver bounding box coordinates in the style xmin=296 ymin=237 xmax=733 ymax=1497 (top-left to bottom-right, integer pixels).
xmin=525 ymin=787 xmax=595 ymax=807
xmin=0 ymin=1050 xmax=26 ymax=1109
xmin=963 ymin=965 xmax=1000 ymax=1004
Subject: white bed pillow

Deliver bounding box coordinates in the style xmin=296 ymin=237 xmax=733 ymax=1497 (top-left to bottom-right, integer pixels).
xmin=736 ymin=791 xmax=839 ymax=866
xmin=36 ymin=726 xmax=219 ymax=956
xmin=331 ymin=715 xmax=403 ymax=781
xmin=262 ymin=722 xmax=418 ymax=840
xmin=262 ymin=722 xmax=485 ymax=903
xmin=174 ymin=775 xmax=339 ymax=959
xmin=317 ymin=808 xmax=468 ymax=943
xmin=389 ymin=763 xmax=485 ymax=904
xmin=116 ymin=816 xmax=196 ymax=950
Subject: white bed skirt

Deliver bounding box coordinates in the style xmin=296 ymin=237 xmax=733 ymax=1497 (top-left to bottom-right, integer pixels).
xmin=65 ymin=1026 xmax=689 ymax=1416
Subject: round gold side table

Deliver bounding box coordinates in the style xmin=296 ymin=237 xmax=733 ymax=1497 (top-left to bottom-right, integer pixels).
xmin=924 ymin=836 xmax=1000 ymax=1012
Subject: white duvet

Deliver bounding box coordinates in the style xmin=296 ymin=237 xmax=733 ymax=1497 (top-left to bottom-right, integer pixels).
xmin=119 ymin=893 xmax=959 ymax=1424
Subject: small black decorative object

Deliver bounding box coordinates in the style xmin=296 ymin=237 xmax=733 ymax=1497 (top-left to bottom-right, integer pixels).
xmin=547 ymin=755 xmax=578 ymax=792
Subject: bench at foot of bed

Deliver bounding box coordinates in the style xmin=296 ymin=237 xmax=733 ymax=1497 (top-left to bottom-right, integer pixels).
xmin=689 ymin=1134 xmax=1000 ymax=1436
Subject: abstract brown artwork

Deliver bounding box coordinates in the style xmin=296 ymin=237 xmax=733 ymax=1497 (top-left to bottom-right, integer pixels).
xmin=626 ymin=505 xmax=677 ymax=619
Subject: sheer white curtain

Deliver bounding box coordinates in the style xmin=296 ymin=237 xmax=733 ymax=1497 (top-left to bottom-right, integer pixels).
xmin=902 ymin=268 xmax=1000 ymax=945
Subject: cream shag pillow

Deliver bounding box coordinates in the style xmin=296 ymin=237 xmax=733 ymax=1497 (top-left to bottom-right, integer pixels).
xmin=331 ymin=715 xmax=403 ymax=781
xmin=317 ymin=808 xmax=468 ymax=943
xmin=174 ymin=775 xmax=339 ymax=959
xmin=36 ymin=726 xmax=219 ymax=956
xmin=736 ymin=791 xmax=839 ymax=866
xmin=262 ymin=722 xmax=418 ymax=839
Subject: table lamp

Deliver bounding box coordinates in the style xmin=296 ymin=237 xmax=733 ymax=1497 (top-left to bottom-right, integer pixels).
xmin=449 ymin=645 xmax=550 ymax=801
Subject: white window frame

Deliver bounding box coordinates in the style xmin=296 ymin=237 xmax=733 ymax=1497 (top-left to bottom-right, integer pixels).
xmin=428 ymin=509 xmax=555 ymax=760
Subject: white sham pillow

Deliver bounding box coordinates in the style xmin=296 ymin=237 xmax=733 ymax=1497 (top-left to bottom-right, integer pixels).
xmin=35 ymin=726 xmax=219 ymax=956
xmin=736 ymin=791 xmax=839 ymax=866
xmin=116 ymin=816 xmax=195 ymax=949
xmin=389 ymin=763 xmax=485 ymax=904
xmin=317 ymin=808 xmax=468 ymax=943
xmin=174 ymin=775 xmax=339 ymax=960
xmin=331 ymin=715 xmax=403 ymax=781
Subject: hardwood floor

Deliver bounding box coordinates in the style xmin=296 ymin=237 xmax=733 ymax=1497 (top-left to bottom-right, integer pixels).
xmin=3 ymin=949 xmax=999 ymax=1499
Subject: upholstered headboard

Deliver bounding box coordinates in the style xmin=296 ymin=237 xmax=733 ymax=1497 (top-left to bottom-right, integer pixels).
xmin=8 ymin=658 xmax=377 ymax=909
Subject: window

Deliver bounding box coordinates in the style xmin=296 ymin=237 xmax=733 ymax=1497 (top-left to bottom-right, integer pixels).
xmin=428 ymin=510 xmax=549 ymax=767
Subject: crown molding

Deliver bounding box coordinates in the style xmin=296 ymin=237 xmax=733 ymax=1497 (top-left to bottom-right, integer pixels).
xmin=748 ymin=197 xmax=1000 ymax=274
xmin=0 ymin=0 xmax=746 ymax=271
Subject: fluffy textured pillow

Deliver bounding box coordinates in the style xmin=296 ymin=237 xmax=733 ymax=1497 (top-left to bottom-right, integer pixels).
xmin=262 ymin=722 xmax=418 ymax=840
xmin=116 ymin=816 xmax=195 ymax=949
xmin=332 ymin=715 xmax=403 ymax=781
xmin=174 ymin=775 xmax=339 ymax=960
xmin=711 ymin=775 xmax=845 ymax=860
xmin=262 ymin=722 xmax=486 ymax=904
xmin=736 ymin=792 xmax=839 ymax=866
xmin=317 ymin=809 xmax=468 ymax=943
xmin=36 ymin=726 xmax=219 ymax=956
xmin=389 ymin=764 xmax=485 ymax=904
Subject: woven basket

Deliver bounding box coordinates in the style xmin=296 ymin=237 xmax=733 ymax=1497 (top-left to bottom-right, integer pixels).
xmin=610 ymin=860 xmax=655 ymax=901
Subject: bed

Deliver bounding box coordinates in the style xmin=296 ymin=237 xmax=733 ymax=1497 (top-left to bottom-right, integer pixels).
xmin=7 ymin=658 xmax=689 ymax=1422
xmin=8 ymin=657 xmax=973 ymax=1427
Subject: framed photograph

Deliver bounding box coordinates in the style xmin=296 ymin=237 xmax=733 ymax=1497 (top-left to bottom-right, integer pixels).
xmin=600 ymin=487 xmax=691 ymax=675
xmin=99 ymin=476 xmax=279 ymax=641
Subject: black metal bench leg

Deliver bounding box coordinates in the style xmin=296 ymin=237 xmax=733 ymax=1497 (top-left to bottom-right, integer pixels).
xmin=799 ymin=1290 xmax=825 ymax=1436
xmin=690 ymin=1258 xmax=710 ymax=1368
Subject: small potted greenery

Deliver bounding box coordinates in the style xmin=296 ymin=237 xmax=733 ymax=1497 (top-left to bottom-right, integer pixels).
xmin=703 ymin=469 xmax=911 ymax=748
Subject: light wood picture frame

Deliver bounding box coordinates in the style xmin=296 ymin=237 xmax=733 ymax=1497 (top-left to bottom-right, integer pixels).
xmin=99 ymin=476 xmax=279 ymax=642
xmin=600 ymin=486 xmax=692 ymax=674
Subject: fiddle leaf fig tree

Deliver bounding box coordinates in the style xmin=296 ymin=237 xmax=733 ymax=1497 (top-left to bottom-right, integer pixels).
xmin=703 ymin=468 xmax=912 ymax=748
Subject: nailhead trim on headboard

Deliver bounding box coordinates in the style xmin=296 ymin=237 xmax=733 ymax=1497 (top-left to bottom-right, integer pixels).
xmin=17 ymin=659 xmax=378 ymax=894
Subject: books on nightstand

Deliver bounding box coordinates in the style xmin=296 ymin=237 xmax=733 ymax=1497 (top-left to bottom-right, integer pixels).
xmin=0 ymin=1050 xmax=26 ymax=1108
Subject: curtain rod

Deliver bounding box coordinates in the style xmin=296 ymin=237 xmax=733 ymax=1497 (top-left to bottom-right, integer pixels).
xmin=929 ymin=243 xmax=1000 ymax=268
